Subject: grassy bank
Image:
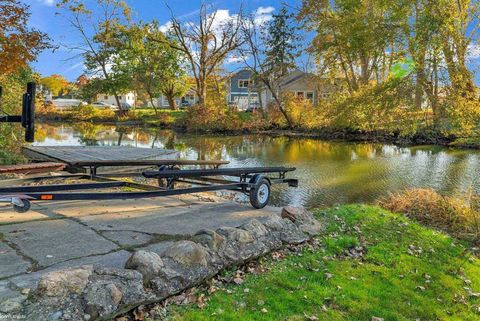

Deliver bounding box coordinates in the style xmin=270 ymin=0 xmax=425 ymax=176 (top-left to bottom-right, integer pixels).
xmin=37 ymin=107 xmax=480 ymax=149
xmin=163 ymin=205 xmax=480 ymax=321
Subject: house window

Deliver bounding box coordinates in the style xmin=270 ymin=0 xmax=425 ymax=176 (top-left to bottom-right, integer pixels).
xmin=295 ymin=91 xmax=315 ymax=103
xmin=306 ymin=92 xmax=314 ymax=102
xmin=118 ymin=96 xmax=122 ymax=100
xmin=238 ymin=80 xmax=250 ymax=88
xmin=184 ymin=94 xmax=195 ymax=102
xmin=104 ymin=95 xmax=108 ymax=100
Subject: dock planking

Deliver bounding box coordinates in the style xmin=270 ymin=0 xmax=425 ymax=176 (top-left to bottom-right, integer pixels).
xmin=22 ymin=146 xmax=179 ymax=165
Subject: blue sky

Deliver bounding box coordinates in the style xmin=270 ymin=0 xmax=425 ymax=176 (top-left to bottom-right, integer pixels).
xmin=26 ymin=0 xmax=480 ymax=83
xmin=26 ymin=0 xmax=300 ymax=81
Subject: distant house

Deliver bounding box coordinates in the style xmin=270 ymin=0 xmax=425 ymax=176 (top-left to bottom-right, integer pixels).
xmin=96 ymin=92 xmax=136 ymax=108
xmin=257 ymin=70 xmax=338 ymax=108
xmin=158 ymin=88 xmax=199 ymax=108
xmin=228 ymin=69 xmax=259 ymax=110
xmin=51 ymin=99 xmax=86 ymax=110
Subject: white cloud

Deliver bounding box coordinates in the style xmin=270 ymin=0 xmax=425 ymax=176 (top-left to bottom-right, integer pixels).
xmin=37 ymin=0 xmax=56 ymax=6
xmin=255 ymin=6 xmax=275 ymax=16
xmin=208 ymin=9 xmax=240 ymax=33
xmin=254 ymin=6 xmax=275 ymax=25
xmin=159 ymin=21 xmax=172 ymax=33
xmin=225 ymin=55 xmax=244 ymax=64
xmin=467 ymin=43 xmax=480 ymax=60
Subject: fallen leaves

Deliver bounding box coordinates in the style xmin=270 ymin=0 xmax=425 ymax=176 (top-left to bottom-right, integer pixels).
xmin=233 ymin=277 xmax=244 ymax=285
xmin=133 ymin=305 xmax=145 ymax=320
xmin=407 ymin=244 xmax=423 ymax=256
xmin=303 ymin=312 xmax=318 ymax=320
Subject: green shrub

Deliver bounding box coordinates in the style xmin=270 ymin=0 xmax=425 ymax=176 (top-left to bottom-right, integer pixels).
xmin=441 ymin=94 xmax=480 ymax=137
xmin=181 ymin=104 xmax=243 ymax=132
xmin=72 ymin=105 xmax=116 ymax=121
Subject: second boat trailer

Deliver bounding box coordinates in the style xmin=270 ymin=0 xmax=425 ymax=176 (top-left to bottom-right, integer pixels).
xmin=0 ymin=160 xmax=298 ymax=213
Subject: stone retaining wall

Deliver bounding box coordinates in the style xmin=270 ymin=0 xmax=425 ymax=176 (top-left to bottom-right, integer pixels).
xmin=3 ymin=207 xmax=323 ymax=321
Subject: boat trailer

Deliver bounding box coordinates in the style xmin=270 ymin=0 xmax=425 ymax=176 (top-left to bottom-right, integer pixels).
xmin=0 ymin=161 xmax=298 ymax=213
xmin=0 ymin=83 xmax=298 ymax=212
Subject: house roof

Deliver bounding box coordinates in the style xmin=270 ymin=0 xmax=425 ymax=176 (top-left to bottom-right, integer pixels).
xmin=253 ymin=70 xmax=319 ymax=91
xmin=277 ymin=70 xmax=317 ymax=88
xmin=228 ymin=68 xmax=253 ymax=79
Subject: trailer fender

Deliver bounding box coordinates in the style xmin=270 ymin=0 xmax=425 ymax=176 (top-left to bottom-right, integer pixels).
xmin=248 ymin=174 xmax=271 ymax=187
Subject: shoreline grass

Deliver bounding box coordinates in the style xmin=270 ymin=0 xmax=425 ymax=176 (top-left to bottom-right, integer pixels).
xmin=163 ymin=205 xmax=480 ymax=321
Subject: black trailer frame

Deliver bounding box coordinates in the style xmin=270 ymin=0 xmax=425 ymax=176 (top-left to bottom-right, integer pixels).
xmin=0 ymin=160 xmax=298 ymax=213
xmin=0 ymin=82 xmax=298 ymax=212
xmin=0 ymin=82 xmax=35 ymax=142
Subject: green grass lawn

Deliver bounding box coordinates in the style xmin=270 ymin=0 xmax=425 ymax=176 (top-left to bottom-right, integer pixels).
xmin=132 ymin=108 xmax=185 ymax=125
xmin=167 ymin=205 xmax=480 ymax=321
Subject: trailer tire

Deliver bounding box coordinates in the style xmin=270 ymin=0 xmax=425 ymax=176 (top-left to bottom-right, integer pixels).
xmin=249 ymin=178 xmax=271 ymax=209
xmin=13 ymin=199 xmax=31 ymax=213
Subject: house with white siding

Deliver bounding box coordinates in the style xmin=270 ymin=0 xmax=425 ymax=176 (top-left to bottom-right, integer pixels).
xmin=157 ymin=88 xmax=199 ymax=108
xmin=96 ymin=92 xmax=136 ymax=108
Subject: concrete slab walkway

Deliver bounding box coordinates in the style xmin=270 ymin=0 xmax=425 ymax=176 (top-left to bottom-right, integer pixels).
xmin=0 ymin=194 xmax=279 ymax=306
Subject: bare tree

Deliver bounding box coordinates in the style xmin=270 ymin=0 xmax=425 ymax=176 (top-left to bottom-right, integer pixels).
xmin=166 ymin=3 xmax=243 ymax=106
xmin=57 ymin=0 xmax=131 ymax=111
xmin=238 ymin=14 xmax=293 ymax=127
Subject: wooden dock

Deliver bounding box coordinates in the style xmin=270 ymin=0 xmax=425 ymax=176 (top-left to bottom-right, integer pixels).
xmin=22 ymin=146 xmax=179 ymax=165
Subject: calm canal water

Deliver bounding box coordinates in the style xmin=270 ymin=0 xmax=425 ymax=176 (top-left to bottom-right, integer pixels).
xmin=33 ymin=123 xmax=480 ymax=208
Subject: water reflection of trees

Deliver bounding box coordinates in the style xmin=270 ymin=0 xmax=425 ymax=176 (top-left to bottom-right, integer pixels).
xmin=33 ymin=123 xmax=480 ymax=207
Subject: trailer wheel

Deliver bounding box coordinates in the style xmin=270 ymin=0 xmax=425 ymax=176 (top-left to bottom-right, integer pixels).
xmin=249 ymin=178 xmax=271 ymax=209
xmin=13 ymin=199 xmax=31 ymax=213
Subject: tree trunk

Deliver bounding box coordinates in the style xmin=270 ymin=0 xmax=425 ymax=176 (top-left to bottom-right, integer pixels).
xmin=268 ymin=85 xmax=293 ymax=128
xmin=167 ymin=95 xmax=177 ymax=110
xmin=148 ymin=96 xmax=159 ymax=116
xmin=146 ymin=90 xmax=158 ymax=115
xmin=114 ymin=94 xmax=127 ymax=116
xmin=414 ymin=70 xmax=424 ymax=110
xmin=197 ymin=77 xmax=207 ymax=106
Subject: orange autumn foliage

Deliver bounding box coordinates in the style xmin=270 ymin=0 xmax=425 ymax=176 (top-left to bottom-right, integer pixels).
xmin=0 ymin=0 xmax=51 ymax=76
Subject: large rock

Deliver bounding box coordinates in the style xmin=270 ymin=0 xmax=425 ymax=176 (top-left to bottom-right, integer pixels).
xmin=216 ymin=224 xmax=270 ymax=265
xmin=281 ymin=207 xmax=324 ymax=236
xmin=150 ymin=265 xmax=188 ymax=298
xmin=0 ymin=295 xmax=27 ymax=313
xmin=37 ymin=265 xmax=92 ymax=297
xmin=192 ymin=229 xmax=226 ymax=252
xmin=240 ymin=219 xmax=282 ymax=250
xmin=125 ymin=250 xmax=164 ymax=284
xmin=84 ymin=282 xmax=123 ymax=319
xmin=152 ymin=241 xmax=215 ymax=297
xmin=240 ymin=219 xmax=268 ymax=238
xmin=217 ymin=227 xmax=254 ymax=243
xmin=264 ymin=215 xmax=309 ymax=244
xmin=164 ymin=241 xmax=209 ymax=267
xmin=89 ymin=267 xmax=149 ymax=306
